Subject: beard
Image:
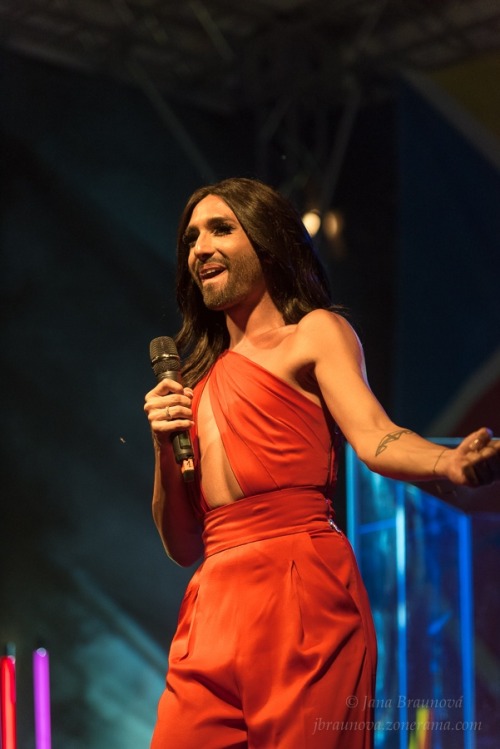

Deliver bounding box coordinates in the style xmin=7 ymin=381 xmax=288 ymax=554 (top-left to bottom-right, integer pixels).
xmin=196 ymin=254 xmax=265 ymax=311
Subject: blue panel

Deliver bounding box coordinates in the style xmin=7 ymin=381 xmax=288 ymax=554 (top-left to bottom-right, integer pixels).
xmin=346 ymin=444 xmax=498 ymax=749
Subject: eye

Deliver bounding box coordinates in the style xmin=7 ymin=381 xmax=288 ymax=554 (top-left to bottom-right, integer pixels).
xmin=212 ymin=221 xmax=234 ymax=236
xmin=183 ymin=229 xmax=198 ymax=248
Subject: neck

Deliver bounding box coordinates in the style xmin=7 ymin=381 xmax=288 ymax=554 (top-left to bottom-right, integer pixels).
xmin=225 ymin=297 xmax=285 ymax=349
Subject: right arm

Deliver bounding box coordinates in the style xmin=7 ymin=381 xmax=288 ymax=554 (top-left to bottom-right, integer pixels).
xmin=144 ymin=379 xmax=204 ymax=567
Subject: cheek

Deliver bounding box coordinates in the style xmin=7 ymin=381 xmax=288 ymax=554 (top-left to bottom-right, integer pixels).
xmin=187 ymin=251 xmax=196 ymax=276
xmin=187 ymin=257 xmax=203 ymax=291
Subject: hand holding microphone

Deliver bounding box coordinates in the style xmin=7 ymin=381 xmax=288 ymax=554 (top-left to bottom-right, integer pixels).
xmin=148 ymin=336 xmax=195 ymax=482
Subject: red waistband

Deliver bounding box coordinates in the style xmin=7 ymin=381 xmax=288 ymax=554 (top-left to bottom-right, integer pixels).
xmin=202 ymin=487 xmax=332 ymax=558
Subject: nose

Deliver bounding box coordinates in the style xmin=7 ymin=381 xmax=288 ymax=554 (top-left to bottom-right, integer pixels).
xmin=192 ymin=232 xmax=213 ymax=258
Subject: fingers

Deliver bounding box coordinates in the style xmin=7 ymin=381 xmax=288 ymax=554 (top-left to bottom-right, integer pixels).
xmin=144 ymin=378 xmax=185 ymax=400
xmin=145 ymin=391 xmax=192 ymax=414
xmin=144 ymin=380 xmax=193 ymax=412
xmin=144 ymin=381 xmax=194 ymax=445
xmin=463 ymin=440 xmax=500 ymax=487
xmin=451 ymin=428 xmax=500 ymax=487
xmin=462 ymin=426 xmax=493 ymax=454
xmin=158 ymin=397 xmax=193 ymax=424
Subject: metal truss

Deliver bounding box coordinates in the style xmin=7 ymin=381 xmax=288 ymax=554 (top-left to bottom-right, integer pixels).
xmin=2 ymin=0 xmax=500 ymax=189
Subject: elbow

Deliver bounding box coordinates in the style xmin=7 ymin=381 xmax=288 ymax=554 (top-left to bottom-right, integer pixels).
xmin=163 ymin=534 xmax=204 ymax=568
xmin=347 ymin=438 xmax=373 ymax=470
xmin=350 ymin=443 xmax=387 ymax=476
xmin=348 ymin=446 xmax=393 ymax=479
xmin=152 ymin=504 xmax=204 ymax=567
xmin=167 ymin=547 xmax=203 ymax=568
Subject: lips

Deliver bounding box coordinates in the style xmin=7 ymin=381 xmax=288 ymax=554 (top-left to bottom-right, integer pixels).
xmin=198 ymin=263 xmax=227 ymax=282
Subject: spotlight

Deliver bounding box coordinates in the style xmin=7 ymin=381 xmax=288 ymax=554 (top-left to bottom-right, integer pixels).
xmin=323 ymin=210 xmax=344 ymax=240
xmin=302 ymin=210 xmax=321 ymax=238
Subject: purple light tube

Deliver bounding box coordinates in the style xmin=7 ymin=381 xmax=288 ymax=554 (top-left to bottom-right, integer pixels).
xmin=33 ymin=648 xmax=52 ymax=749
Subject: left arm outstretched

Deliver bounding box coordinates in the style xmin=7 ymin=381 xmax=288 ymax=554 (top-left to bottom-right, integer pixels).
xmin=299 ymin=310 xmax=500 ymax=487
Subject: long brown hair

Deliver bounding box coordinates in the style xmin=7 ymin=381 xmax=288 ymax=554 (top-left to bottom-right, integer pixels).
xmin=174 ymin=177 xmax=337 ymax=387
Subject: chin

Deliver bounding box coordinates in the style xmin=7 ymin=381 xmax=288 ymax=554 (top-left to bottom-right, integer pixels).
xmin=202 ymin=290 xmax=235 ymax=311
xmin=204 ymin=299 xmax=231 ymax=312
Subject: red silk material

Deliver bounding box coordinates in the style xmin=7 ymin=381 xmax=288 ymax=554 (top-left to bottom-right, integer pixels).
xmin=151 ymin=353 xmax=377 ymax=748
xmin=189 ymin=350 xmax=339 ymax=514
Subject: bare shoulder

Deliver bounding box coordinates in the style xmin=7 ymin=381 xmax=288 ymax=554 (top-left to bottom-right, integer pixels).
xmin=295 ymin=309 xmax=363 ymax=362
xmin=297 ymin=308 xmax=353 ymax=334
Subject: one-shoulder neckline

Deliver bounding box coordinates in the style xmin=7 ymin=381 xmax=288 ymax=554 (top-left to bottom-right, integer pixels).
xmin=221 ymin=349 xmax=322 ymax=411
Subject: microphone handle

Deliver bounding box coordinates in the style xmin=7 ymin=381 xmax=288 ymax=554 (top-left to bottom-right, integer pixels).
xmin=163 ymin=368 xmax=195 ymax=483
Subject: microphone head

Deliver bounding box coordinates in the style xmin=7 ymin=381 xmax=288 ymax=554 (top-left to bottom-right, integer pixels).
xmin=149 ymin=336 xmax=180 ymax=379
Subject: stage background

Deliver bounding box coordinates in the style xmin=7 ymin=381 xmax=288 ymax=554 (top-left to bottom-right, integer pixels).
xmin=1 ymin=46 xmax=499 ymax=747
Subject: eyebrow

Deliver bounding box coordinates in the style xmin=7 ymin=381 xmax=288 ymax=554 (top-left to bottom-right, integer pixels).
xmin=183 ymin=215 xmax=236 ymax=243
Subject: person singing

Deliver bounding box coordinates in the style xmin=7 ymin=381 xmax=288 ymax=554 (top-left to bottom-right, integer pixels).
xmin=144 ymin=177 xmax=499 ymax=748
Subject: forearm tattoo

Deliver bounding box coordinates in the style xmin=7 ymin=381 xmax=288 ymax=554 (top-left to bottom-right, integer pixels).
xmin=375 ymin=429 xmax=414 ymax=456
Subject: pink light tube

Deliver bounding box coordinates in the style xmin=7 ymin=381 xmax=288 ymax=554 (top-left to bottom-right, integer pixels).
xmin=0 ymin=655 xmax=17 ymax=749
xmin=33 ymin=648 xmax=52 ymax=749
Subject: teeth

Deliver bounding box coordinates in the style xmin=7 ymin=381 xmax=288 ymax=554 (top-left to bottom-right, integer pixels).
xmin=200 ymin=266 xmax=224 ymax=279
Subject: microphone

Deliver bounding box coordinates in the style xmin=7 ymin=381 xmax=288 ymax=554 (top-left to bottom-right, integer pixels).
xmin=149 ymin=336 xmax=195 ymax=482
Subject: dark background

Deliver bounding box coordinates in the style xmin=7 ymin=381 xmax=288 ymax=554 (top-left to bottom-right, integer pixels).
xmin=1 ymin=33 xmax=499 ymax=748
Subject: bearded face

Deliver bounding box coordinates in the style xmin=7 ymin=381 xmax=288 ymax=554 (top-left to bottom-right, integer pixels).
xmin=186 ymin=195 xmax=267 ymax=312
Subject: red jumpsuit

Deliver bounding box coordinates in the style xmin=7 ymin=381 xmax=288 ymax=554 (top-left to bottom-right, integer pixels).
xmin=151 ymin=351 xmax=377 ymax=748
